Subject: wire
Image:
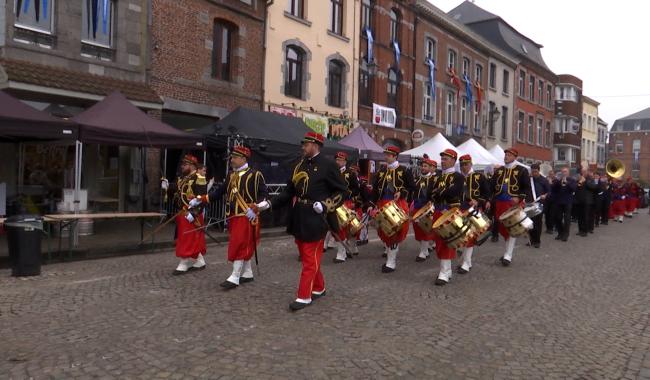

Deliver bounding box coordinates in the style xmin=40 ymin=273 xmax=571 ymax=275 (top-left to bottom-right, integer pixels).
xmin=590 ymin=93 xmax=650 ymax=98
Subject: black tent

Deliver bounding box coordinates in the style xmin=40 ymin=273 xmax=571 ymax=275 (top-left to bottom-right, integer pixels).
xmin=0 ymin=90 xmax=78 ymax=142
xmin=198 ymin=107 xmax=357 ymax=183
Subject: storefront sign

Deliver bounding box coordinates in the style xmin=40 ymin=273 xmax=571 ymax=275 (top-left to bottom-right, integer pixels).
xmin=412 ymin=129 xmax=424 ymax=143
xmin=372 ymin=103 xmax=396 ymax=128
xmin=328 ymin=118 xmax=350 ymax=140
xmin=302 ymin=112 xmax=328 ymax=136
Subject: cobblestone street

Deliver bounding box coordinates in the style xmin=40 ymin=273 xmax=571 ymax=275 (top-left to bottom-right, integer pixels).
xmin=1 ymin=214 xmax=650 ymax=379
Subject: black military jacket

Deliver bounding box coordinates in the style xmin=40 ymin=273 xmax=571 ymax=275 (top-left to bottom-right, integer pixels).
xmin=461 ymin=171 xmax=492 ymax=209
xmin=432 ymin=170 xmax=464 ymax=209
xmin=372 ymin=164 xmax=415 ymax=202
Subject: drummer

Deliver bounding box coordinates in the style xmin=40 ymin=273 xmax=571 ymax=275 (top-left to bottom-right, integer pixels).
xmin=369 ymin=146 xmax=415 ymax=273
xmin=490 ymin=148 xmax=530 ymax=266
xmin=412 ymin=155 xmax=438 ymax=262
xmin=458 ymin=154 xmax=492 ymax=274
xmin=333 ymin=151 xmax=361 ymax=263
xmin=431 ymin=149 xmax=464 ymax=286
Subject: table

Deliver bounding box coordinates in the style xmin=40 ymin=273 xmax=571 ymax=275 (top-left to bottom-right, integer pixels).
xmin=44 ymin=212 xmax=165 ymax=260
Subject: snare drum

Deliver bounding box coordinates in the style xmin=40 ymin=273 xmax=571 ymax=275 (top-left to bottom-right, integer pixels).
xmin=374 ymin=201 xmax=409 ymax=237
xmin=432 ymin=208 xmax=474 ymax=249
xmin=335 ymin=204 xmax=362 ymax=236
xmin=498 ymin=206 xmax=534 ymax=237
xmin=412 ymin=202 xmax=435 ymax=233
xmin=464 ymin=207 xmax=492 ymax=246
xmin=523 ymin=202 xmax=543 ymax=218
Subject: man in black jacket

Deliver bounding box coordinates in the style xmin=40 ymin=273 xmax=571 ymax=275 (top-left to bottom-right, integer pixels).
xmin=550 ymin=166 xmax=577 ymax=242
xmin=261 ymin=132 xmax=347 ymax=311
xmin=527 ymin=163 xmax=550 ymax=248
xmin=575 ymin=168 xmax=598 ymax=236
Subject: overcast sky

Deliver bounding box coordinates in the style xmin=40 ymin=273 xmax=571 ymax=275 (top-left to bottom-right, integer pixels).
xmin=430 ymin=0 xmax=650 ymax=128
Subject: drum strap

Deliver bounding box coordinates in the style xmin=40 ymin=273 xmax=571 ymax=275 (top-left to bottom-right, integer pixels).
xmin=530 ymin=177 xmax=537 ymax=201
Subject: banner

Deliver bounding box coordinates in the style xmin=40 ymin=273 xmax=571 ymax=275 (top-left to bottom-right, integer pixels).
xmin=328 ymin=118 xmax=351 ymax=140
xmin=302 ymin=112 xmax=328 ymax=135
xmin=372 ymin=103 xmax=396 ymax=128
xmin=269 ymin=105 xmax=297 ymax=117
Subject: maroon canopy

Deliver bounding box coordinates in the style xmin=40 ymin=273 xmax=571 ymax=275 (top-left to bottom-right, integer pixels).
xmin=73 ymin=91 xmax=203 ymax=149
xmin=0 ymin=90 xmax=78 ymax=141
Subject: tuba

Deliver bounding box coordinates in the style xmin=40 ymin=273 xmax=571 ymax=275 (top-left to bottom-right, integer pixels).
xmin=605 ymin=159 xmax=625 ymax=179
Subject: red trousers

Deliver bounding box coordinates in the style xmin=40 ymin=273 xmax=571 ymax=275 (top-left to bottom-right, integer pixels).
xmin=495 ymin=200 xmax=516 ymax=239
xmin=611 ymin=199 xmax=626 ymax=217
xmin=295 ymin=239 xmax=325 ymax=300
xmin=432 ymin=210 xmax=456 ymax=260
xmin=377 ymin=199 xmax=409 ymax=246
xmin=227 ymin=216 xmax=260 ymax=262
xmin=625 ymin=197 xmax=639 ymax=212
xmin=175 ymin=213 xmax=205 ymax=259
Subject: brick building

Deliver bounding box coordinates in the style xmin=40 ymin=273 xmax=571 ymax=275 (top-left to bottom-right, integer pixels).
xmin=412 ymin=0 xmax=516 ymax=150
xmin=449 ymin=1 xmax=556 ymax=166
xmin=608 ymin=107 xmax=650 ymax=184
xmin=358 ymin=0 xmax=416 ymax=150
xmin=150 ymin=0 xmax=267 ymax=129
xmin=553 ymin=74 xmax=583 ymax=170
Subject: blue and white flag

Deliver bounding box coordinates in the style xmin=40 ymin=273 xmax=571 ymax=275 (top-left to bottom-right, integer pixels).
xmin=426 ymin=58 xmax=436 ymax=100
xmin=365 ymin=28 xmax=374 ymax=63
xmin=463 ymin=73 xmax=473 ymax=104
xmin=393 ymin=41 xmax=400 ymax=67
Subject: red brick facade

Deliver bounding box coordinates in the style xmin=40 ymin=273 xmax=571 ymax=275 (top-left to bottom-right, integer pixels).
xmin=150 ymin=0 xmax=266 ymax=117
xmin=608 ymin=129 xmax=650 ymax=184
xmin=358 ymin=0 xmax=416 ymax=150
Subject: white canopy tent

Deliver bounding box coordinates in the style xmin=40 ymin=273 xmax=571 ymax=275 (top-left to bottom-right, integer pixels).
xmin=403 ymin=133 xmax=455 ymax=158
xmin=488 ymin=144 xmax=505 ymax=163
xmin=456 ymin=138 xmax=501 ymax=169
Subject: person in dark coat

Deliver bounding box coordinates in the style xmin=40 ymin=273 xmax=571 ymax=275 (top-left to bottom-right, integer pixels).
xmin=550 ymin=166 xmax=577 ymax=242
xmin=575 ymin=168 xmax=598 ymax=236
xmin=527 ymin=163 xmax=550 ymax=248
xmin=544 ymin=169 xmax=556 ymax=234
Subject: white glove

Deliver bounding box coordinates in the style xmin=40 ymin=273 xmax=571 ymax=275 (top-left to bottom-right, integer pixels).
xmin=256 ymin=200 xmax=270 ymax=211
xmin=313 ymin=201 xmax=324 ymax=214
xmin=188 ymin=198 xmax=201 ymax=208
xmin=621 ymin=195 xmax=626 ymax=200
xmin=185 ymin=213 xmax=195 ymax=223
xmin=161 ymin=178 xmax=169 ymax=190
xmin=245 ymin=208 xmax=257 ymax=222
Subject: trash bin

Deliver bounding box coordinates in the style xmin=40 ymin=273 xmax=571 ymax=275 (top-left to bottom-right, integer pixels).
xmin=5 ymin=214 xmax=43 ymax=277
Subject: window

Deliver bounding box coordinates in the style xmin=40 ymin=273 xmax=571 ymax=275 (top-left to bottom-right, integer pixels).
xmin=14 ymin=0 xmax=55 ymax=33
xmin=473 ymin=103 xmax=481 ymax=134
xmin=289 ymin=0 xmax=304 ymax=18
xmin=212 ymin=20 xmax=235 ymax=81
xmin=462 ymin=57 xmax=470 ymax=77
xmin=359 ymin=62 xmax=371 ymax=106
xmin=537 ymin=118 xmax=543 ymax=146
xmin=461 ymin=97 xmax=468 ymax=127
xmin=547 ymin=84 xmax=553 ymax=107
xmin=634 ymin=122 xmax=641 ymax=131
xmin=361 ymin=0 xmax=372 ymax=31
xmin=475 ymin=64 xmax=483 ymax=85
xmin=425 ymin=38 xmax=436 ymax=61
xmin=615 ymin=141 xmax=623 ymax=154
xmin=448 ymin=50 xmax=457 ymax=71
xmin=538 ymin=80 xmax=544 ymax=105
xmin=489 ymin=63 xmax=497 ymax=89
xmin=558 ymin=147 xmax=566 ymax=161
xmin=285 ymin=45 xmax=304 ymax=98
xmin=387 ymin=68 xmax=399 ymax=109
xmin=423 ymin=84 xmax=434 ymax=121
xmin=519 ymin=70 xmax=526 ymax=97
xmin=389 ymin=9 xmax=399 ymax=43
xmin=501 ymin=106 xmax=508 ymax=140
xmin=545 ymin=121 xmax=551 ymax=147
xmin=488 ymin=101 xmax=496 ymax=137
xmin=81 ymin=0 xmax=114 ymax=47
xmin=503 ymin=70 xmax=510 ymax=94
xmin=517 ymin=111 xmax=525 ymax=141
xmin=528 ymin=115 xmax=534 ymax=143
xmin=447 ymin=91 xmax=455 ymax=127
xmin=328 ymin=60 xmax=344 ymax=107
xmin=330 ymin=0 xmax=343 ymax=36
xmin=529 ymin=75 xmax=535 ymax=102
xmin=559 ymin=87 xmax=565 ymax=100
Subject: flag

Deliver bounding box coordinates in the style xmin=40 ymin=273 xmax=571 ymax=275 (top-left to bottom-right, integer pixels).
xmin=43 ymin=0 xmax=48 ymax=20
xmin=426 ymin=59 xmax=436 ymax=100
xmin=365 ymin=28 xmax=374 ymax=63
xmin=448 ymin=67 xmax=461 ymax=97
xmin=102 ymin=0 xmax=109 ymax=34
xmin=463 ymin=73 xmax=473 ymax=105
xmin=474 ymin=79 xmax=483 ymax=109
xmin=393 ymin=41 xmax=400 ymax=67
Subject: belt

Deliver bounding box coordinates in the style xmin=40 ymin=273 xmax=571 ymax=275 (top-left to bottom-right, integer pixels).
xmin=296 ymin=198 xmax=315 ymax=205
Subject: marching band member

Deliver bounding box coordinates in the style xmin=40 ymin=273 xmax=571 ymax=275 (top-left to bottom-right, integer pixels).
xmin=333 ymin=151 xmax=361 ymax=263
xmin=369 ymin=146 xmax=415 ymax=273
xmin=624 ymin=177 xmax=641 ymax=216
xmin=610 ymin=179 xmax=626 ymax=223
xmin=412 ymin=155 xmax=437 ymax=262
xmin=261 ymin=132 xmax=347 ymax=311
xmin=458 ymin=154 xmax=491 ymax=274
xmin=490 ymin=148 xmax=529 ymax=266
xmin=209 ymin=146 xmax=269 ymax=290
xmin=431 ymin=149 xmax=464 ymax=285
xmin=162 ymin=154 xmax=209 ymax=275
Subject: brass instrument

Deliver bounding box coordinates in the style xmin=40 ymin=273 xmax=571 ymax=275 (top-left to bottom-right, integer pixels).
xmin=606 ymin=159 xmax=625 ymax=179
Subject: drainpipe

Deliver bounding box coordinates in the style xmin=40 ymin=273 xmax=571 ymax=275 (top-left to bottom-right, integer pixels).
xmin=261 ymin=0 xmax=274 ymax=111
xmin=410 ymin=14 xmax=418 ymax=149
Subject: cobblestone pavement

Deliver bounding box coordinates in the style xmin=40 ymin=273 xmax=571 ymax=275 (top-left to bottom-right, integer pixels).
xmin=1 ymin=214 xmax=650 ymax=379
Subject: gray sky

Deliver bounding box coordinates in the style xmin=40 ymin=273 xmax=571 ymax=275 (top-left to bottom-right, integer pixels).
xmin=430 ymin=0 xmax=650 ymax=128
